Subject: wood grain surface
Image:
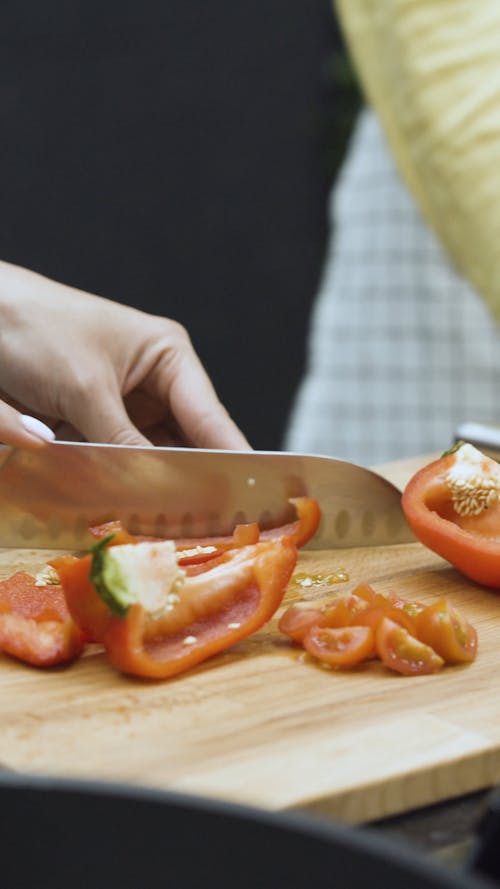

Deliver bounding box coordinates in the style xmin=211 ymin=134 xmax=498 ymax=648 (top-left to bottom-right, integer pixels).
xmin=1 ymin=452 xmax=500 ymax=824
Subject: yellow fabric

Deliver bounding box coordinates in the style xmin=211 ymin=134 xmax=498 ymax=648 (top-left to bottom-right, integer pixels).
xmin=335 ymin=0 xmax=500 ymax=324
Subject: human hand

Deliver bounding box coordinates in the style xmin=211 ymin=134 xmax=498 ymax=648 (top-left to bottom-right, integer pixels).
xmin=0 ymin=261 xmax=250 ymax=450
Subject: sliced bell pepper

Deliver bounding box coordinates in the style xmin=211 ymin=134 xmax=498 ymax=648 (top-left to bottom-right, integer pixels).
xmin=89 ymin=496 xmax=321 ymax=565
xmin=0 ymin=572 xmax=85 ymax=667
xmin=51 ymin=554 xmax=111 ymax=643
xmin=402 ymin=442 xmax=500 ymax=587
xmin=258 ymin=497 xmax=322 ymax=548
xmin=87 ymin=521 xmax=224 ymax=567
xmin=54 ymin=498 xmax=320 ymax=650
xmin=54 ymin=536 xmax=298 ymax=679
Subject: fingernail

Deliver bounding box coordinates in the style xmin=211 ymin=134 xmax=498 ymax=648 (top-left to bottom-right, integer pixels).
xmin=20 ymin=415 xmax=56 ymax=443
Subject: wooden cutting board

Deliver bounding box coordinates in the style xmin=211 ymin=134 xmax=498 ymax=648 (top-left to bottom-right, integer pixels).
xmin=1 ymin=453 xmax=500 ymax=825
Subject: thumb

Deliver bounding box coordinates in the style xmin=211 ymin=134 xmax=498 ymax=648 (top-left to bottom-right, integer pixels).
xmin=66 ymin=388 xmax=151 ymax=447
xmin=0 ymin=401 xmax=56 ymax=449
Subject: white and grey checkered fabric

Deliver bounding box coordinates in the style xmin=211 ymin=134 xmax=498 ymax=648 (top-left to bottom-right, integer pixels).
xmin=284 ymin=108 xmax=500 ymax=466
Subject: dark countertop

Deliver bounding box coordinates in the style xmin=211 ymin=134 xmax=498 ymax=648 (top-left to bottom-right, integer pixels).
xmin=370 ymin=788 xmax=494 ymax=876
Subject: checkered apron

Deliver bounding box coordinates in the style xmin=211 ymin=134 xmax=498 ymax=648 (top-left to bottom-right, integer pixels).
xmin=284 ymin=108 xmax=500 ymax=466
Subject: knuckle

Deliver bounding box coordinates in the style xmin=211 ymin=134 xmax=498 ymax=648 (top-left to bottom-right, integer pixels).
xmin=155 ymin=318 xmax=191 ymax=350
xmin=144 ymin=320 xmax=194 ymax=384
xmin=170 ymin=318 xmax=189 ymax=341
xmin=66 ymin=368 xmax=100 ymax=402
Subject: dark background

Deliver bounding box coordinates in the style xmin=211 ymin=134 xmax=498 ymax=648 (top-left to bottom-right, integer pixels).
xmin=1 ymin=1 xmax=360 ymax=449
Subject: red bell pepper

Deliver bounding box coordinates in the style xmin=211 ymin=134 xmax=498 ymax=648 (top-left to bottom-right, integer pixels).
xmin=0 ymin=572 xmax=85 ymax=667
xmin=257 ymin=496 xmax=322 ymax=548
xmin=50 ymin=554 xmax=111 ymax=643
xmin=402 ymin=442 xmax=500 ymax=587
xmin=54 ymin=536 xmax=298 ymax=679
xmin=88 ymin=496 xmax=321 ymax=565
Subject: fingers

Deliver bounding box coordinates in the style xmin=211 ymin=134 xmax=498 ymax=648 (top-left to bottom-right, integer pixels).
xmin=151 ymin=334 xmax=251 ymax=450
xmin=0 ymin=402 xmax=56 ymax=448
xmin=64 ymin=385 xmax=152 ymax=447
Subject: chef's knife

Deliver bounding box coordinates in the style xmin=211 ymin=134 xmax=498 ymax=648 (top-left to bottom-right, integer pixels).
xmin=0 ymin=442 xmax=413 ymax=550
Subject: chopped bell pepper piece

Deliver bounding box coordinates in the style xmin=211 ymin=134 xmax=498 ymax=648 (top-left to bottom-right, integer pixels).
xmin=0 ymin=572 xmax=85 ymax=667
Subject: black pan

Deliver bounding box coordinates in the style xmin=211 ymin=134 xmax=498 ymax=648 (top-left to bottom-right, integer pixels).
xmin=0 ymin=774 xmax=496 ymax=889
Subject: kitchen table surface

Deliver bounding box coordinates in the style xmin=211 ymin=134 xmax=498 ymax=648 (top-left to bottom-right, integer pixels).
xmin=0 ymin=450 xmax=499 ymax=865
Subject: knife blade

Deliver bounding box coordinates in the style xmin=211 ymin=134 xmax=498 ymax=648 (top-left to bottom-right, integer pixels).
xmin=454 ymin=422 xmax=500 ymax=462
xmin=0 ymin=441 xmax=413 ymax=550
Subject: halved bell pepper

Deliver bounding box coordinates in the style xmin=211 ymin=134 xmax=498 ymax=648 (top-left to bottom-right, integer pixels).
xmin=0 ymin=572 xmax=85 ymax=667
xmin=402 ymin=442 xmax=500 ymax=587
xmin=54 ymin=536 xmax=298 ymax=679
